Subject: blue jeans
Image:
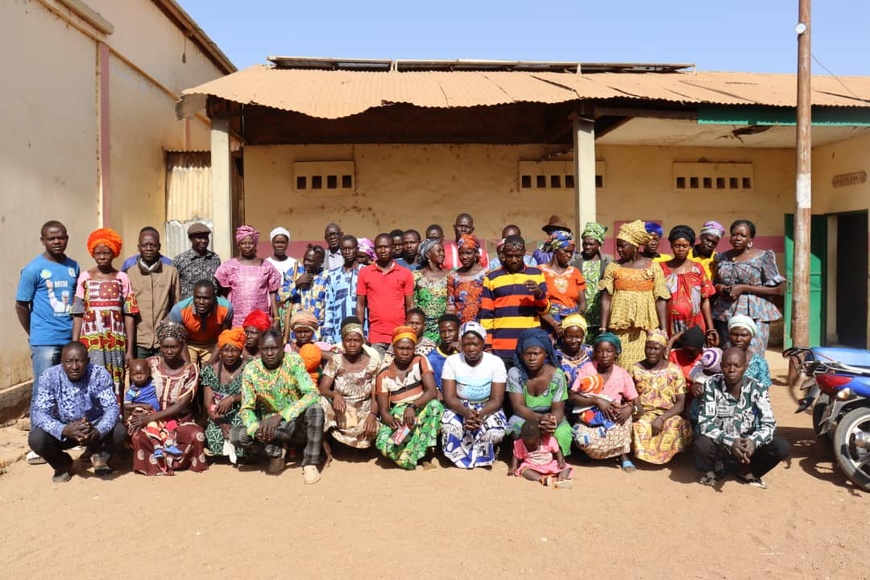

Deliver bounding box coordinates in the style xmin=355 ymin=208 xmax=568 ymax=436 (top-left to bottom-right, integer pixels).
xmin=30 ymin=345 xmax=64 ymax=412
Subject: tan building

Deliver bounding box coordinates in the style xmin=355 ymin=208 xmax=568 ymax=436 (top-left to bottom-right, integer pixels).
xmin=1 ymin=0 xmax=233 ymax=400
xmin=179 ymin=58 xmax=870 ymax=349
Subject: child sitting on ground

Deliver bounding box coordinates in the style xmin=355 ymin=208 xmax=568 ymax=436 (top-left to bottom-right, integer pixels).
xmin=509 ymin=421 xmax=573 ymax=488
xmin=124 ymin=359 xmax=182 ymax=461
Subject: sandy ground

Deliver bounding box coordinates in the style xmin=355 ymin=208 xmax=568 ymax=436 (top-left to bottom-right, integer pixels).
xmin=0 ymin=353 xmax=868 ymax=580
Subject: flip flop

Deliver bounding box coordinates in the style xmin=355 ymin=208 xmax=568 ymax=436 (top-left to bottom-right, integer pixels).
xmin=620 ymin=459 xmax=636 ymax=473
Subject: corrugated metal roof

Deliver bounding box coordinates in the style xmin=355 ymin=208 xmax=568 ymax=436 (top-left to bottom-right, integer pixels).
xmin=178 ymin=65 xmax=870 ymax=120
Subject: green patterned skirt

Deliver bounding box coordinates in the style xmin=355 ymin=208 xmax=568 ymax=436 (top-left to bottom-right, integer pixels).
xmin=375 ymin=400 xmax=444 ymax=470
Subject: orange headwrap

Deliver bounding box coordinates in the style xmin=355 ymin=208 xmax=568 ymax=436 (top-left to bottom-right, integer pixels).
xmin=243 ymin=310 xmax=272 ymax=332
xmin=392 ymin=325 xmax=418 ymax=346
xmin=87 ymin=228 xmax=123 ymax=258
xmin=218 ymin=328 xmax=246 ymax=351
xmin=299 ymin=343 xmax=322 ymax=383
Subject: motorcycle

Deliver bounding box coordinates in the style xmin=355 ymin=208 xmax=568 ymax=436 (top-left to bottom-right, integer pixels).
xmin=784 ymin=346 xmax=870 ymax=491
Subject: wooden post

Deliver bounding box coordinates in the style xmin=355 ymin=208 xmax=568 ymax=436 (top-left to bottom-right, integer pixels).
xmin=792 ymin=0 xmax=812 ymax=347
xmin=211 ymin=117 xmax=233 ymax=261
xmin=572 ymin=116 xmax=597 ymax=235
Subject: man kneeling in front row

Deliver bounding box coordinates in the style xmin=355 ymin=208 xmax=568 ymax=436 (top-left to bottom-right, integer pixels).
xmin=230 ymin=330 xmax=324 ymax=483
xmin=695 ymin=347 xmax=789 ymax=489
xmin=29 ymin=342 xmax=126 ymax=483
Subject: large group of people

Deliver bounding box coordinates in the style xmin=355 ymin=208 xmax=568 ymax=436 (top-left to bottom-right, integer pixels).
xmin=15 ymin=213 xmax=790 ymax=488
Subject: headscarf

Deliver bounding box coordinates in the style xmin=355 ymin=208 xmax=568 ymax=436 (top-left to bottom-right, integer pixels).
xmin=560 ymin=313 xmax=588 ymax=335
xmin=269 ymin=227 xmax=290 ymax=242
xmin=616 ymin=220 xmax=651 ymax=247
xmin=700 ymin=220 xmax=726 ymax=240
xmin=594 ymin=332 xmax=622 ymax=355
xmin=357 ymin=238 xmax=375 ymax=261
xmin=218 ymin=328 xmax=246 ymax=350
xmin=392 ymin=325 xmax=418 ymax=346
xmin=87 ymin=228 xmax=123 ymax=258
xmin=457 ymin=234 xmax=481 ymax=252
xmin=155 ymin=320 xmax=188 ymax=343
xmin=341 ymin=322 xmax=365 ymax=338
xmin=459 ymin=321 xmax=486 ymax=342
xmin=581 ymin=222 xmax=607 ymax=244
xmin=668 ymin=225 xmax=696 ymax=246
xmin=646 ymin=329 xmax=669 ymax=347
xmin=243 ymin=309 xmax=272 ymax=332
xmin=417 ymin=237 xmax=440 ymax=266
xmin=543 ymin=230 xmax=575 ymax=252
xmin=728 ymin=315 xmax=757 ymax=338
xmin=644 ymin=222 xmax=664 ymax=238
xmin=681 ymin=325 xmax=707 ymax=349
xmin=235 ymin=225 xmax=260 ymax=245
xmin=289 ymin=310 xmax=320 ymax=331
xmin=512 ymin=328 xmax=559 ymax=381
xmin=701 ymin=347 xmax=723 ymax=372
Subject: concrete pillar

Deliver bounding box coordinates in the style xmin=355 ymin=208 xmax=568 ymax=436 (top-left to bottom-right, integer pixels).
xmin=211 ymin=117 xmax=233 ymax=261
xmin=573 ymin=117 xmax=597 ymax=234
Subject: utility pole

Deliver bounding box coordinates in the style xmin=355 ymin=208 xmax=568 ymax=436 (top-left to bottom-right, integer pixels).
xmin=792 ymin=0 xmax=812 ymax=347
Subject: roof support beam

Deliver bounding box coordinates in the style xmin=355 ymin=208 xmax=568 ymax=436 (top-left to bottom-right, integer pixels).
xmin=211 ymin=117 xmax=234 ymax=261
xmin=572 ymin=117 xmax=597 ymax=235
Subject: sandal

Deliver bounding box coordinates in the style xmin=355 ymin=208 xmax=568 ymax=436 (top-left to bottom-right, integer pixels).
xmin=737 ymin=472 xmax=768 ymax=489
xmin=553 ymin=479 xmax=573 ymax=489
xmin=267 ymin=456 xmax=285 ymax=475
xmin=91 ymin=453 xmax=112 ymax=476
xmin=620 ymin=459 xmax=636 ymax=473
xmin=699 ymin=470 xmax=720 ymax=486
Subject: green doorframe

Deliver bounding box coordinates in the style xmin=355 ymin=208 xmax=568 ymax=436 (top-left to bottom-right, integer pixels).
xmin=784 ymin=214 xmax=828 ymax=347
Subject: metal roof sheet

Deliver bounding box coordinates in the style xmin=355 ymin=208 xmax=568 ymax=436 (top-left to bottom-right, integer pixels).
xmin=178 ymin=65 xmax=870 ymax=120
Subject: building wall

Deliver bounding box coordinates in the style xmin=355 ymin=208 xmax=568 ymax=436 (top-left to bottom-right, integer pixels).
xmin=0 ymin=0 xmax=226 ymax=390
xmin=244 ymin=143 xmax=796 ymax=250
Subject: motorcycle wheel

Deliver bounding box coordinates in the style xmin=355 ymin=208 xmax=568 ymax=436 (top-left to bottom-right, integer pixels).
xmin=833 ymin=406 xmax=870 ymax=492
xmin=813 ymin=400 xmax=830 ymax=444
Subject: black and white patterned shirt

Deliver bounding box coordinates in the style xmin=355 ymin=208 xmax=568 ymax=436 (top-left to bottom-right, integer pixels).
xmin=698 ymin=374 xmax=776 ymax=448
xmin=172 ymin=248 xmax=222 ymax=299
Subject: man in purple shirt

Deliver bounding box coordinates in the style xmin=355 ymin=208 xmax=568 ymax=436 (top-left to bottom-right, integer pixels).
xmin=29 ymin=342 xmax=125 ymax=482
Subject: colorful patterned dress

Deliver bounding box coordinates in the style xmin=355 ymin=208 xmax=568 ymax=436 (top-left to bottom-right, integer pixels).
xmin=629 ymin=362 xmax=692 ymax=464
xmin=538 ymin=263 xmax=586 ymax=324
xmin=557 ymin=346 xmax=595 ymax=387
xmin=506 ymin=367 xmax=573 ymax=456
xmin=214 ymin=258 xmax=282 ymax=328
xmin=570 ymin=362 xmax=637 ymax=460
xmin=712 ymin=250 xmax=785 ymax=355
xmin=413 ymin=270 xmax=449 ymax=342
xmin=575 ymin=253 xmax=612 ymax=342
xmin=320 ymin=351 xmax=381 ymax=448
xmin=201 ymin=361 xmax=247 ymax=458
xmin=374 ymin=355 xmax=444 ymax=469
xmin=71 ymin=271 xmax=139 ymax=396
xmin=599 ymin=262 xmax=670 ymax=366
xmin=446 ymin=267 xmax=486 ymax=323
xmin=660 ymin=261 xmax=715 ymax=336
xmin=284 ymin=267 xmax=330 ymax=334
xmin=132 ymin=358 xmax=206 ymax=475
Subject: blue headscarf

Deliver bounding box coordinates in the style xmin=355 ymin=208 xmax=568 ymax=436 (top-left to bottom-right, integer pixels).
xmin=644 ymin=221 xmax=664 ymax=238
xmin=593 ymin=332 xmax=623 ymax=355
xmin=543 ymin=230 xmax=575 ymax=252
xmin=513 ymin=328 xmax=560 ymax=381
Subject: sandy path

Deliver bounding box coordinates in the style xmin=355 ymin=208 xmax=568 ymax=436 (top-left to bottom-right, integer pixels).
xmin=1 ymin=354 xmax=868 ymax=579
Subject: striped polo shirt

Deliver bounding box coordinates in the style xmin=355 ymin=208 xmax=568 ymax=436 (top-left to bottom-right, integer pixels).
xmin=479 ymin=266 xmax=550 ymax=359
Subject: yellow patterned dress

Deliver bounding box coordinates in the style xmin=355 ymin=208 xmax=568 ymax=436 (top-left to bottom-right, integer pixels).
xmin=629 ymin=362 xmax=692 ymax=464
xmin=598 ymin=263 xmax=670 ymax=366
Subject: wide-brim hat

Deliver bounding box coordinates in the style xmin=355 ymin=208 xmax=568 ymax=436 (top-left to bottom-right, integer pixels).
xmin=542 ymin=215 xmax=571 ymax=234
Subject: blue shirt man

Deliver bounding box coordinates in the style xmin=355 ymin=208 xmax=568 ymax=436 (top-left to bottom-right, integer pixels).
xmin=15 ymin=221 xmax=80 ymax=410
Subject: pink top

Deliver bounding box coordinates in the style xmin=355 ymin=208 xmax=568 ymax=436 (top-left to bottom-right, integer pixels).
xmin=572 ymin=361 xmax=638 ymax=404
xmin=513 ymin=434 xmax=558 ymax=466
xmin=214 ymin=259 xmax=281 ymax=326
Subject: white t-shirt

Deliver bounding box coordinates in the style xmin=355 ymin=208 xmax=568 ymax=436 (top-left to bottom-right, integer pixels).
xmin=441 ymin=352 xmax=507 ymax=402
xmin=266 ymin=256 xmax=299 ymax=277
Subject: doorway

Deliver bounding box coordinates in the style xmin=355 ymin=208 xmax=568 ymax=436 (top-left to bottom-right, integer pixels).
xmin=836 ymin=211 xmax=868 ymax=348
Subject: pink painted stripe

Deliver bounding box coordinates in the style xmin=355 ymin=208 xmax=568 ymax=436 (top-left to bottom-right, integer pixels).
xmin=99 ymin=42 xmax=111 ymax=228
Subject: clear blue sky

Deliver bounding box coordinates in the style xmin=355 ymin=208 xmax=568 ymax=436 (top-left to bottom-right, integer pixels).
xmin=179 ymin=0 xmax=870 ymax=75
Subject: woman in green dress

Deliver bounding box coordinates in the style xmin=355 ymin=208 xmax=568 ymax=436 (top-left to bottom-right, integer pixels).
xmin=202 ymin=328 xmax=248 ymax=461
xmin=413 ymin=238 xmax=449 ymax=342
xmin=506 ymin=328 xmax=573 ymax=456
xmin=574 ymin=222 xmax=612 ymax=343
xmin=374 ymin=326 xmax=444 ymax=469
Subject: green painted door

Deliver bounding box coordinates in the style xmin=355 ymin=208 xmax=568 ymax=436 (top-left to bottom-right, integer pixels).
xmin=784 ymin=214 xmax=828 ymax=347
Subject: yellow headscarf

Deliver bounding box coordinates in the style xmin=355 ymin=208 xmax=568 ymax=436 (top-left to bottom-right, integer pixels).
xmin=391 ymin=325 xmax=418 ymax=346
xmin=561 ymin=313 xmax=588 ymax=335
xmin=646 ymin=329 xmax=669 ymax=347
xmin=617 ymin=220 xmax=651 ymax=247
